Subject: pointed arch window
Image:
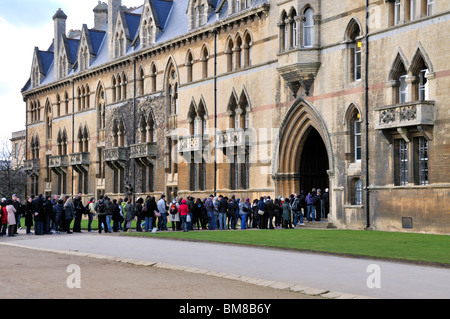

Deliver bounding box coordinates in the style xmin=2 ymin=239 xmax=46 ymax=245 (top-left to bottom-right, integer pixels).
xmin=226 ymin=38 xmax=234 ymax=72
xmin=112 ymin=76 xmax=117 ymax=103
xmin=77 ymin=126 xmax=89 ymax=153
xmin=201 ymin=47 xmax=209 ymax=79
xmin=113 ymin=119 xmax=126 ymax=147
xmin=243 ymin=33 xmax=252 ymax=67
xmin=138 ymin=67 xmax=145 ymax=96
xmin=346 ymin=19 xmax=363 ymax=82
xmin=235 ymin=36 xmax=243 ymax=70
xmin=56 ymin=94 xmax=61 ymax=117
xmin=410 ymin=52 xmax=431 ymax=102
xmin=150 ymin=63 xmax=157 ymax=92
xmin=97 ymin=85 xmax=106 ymax=131
xmin=45 ymin=102 xmax=53 ymax=141
xmin=186 ymin=51 xmax=194 ymax=83
xmin=64 ymin=91 xmax=69 ymax=115
xmin=303 ymin=8 xmax=314 ymax=48
xmin=167 ymin=66 xmax=179 ymax=116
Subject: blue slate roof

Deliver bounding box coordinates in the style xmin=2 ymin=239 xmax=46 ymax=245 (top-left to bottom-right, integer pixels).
xmin=67 ymin=38 xmax=80 ymax=64
xmin=24 ymin=0 xmax=268 ymax=92
xmin=39 ymin=51 xmax=54 ymax=75
xmin=153 ymin=0 xmax=173 ymax=29
xmin=125 ymin=13 xmax=141 ymax=40
xmin=88 ymin=29 xmax=106 ymax=55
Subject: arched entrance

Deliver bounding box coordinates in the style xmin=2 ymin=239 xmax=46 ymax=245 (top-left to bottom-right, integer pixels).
xmin=275 ymin=99 xmax=334 ymax=206
xmin=299 ymin=127 xmax=330 ymax=194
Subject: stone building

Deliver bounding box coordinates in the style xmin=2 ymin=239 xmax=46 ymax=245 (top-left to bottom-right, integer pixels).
xmin=22 ymin=0 xmax=450 ymax=234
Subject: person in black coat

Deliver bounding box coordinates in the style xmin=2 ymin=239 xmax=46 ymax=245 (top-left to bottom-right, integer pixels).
xmin=111 ymin=199 xmax=121 ymax=232
xmin=135 ymin=197 xmax=143 ymax=232
xmin=32 ymin=194 xmax=44 ymax=235
xmin=25 ymin=196 xmax=34 ymax=234
xmin=73 ymin=195 xmax=84 ymax=233
xmin=265 ymin=197 xmax=275 ymax=229
xmin=53 ymin=199 xmax=64 ymax=234
xmin=218 ymin=195 xmax=228 ymax=230
xmin=42 ymin=195 xmax=54 ymax=234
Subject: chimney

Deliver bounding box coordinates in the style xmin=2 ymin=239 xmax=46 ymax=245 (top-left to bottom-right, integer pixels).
xmin=108 ymin=0 xmax=122 ymax=60
xmin=93 ymin=1 xmax=108 ymax=30
xmin=53 ymin=8 xmax=67 ymax=79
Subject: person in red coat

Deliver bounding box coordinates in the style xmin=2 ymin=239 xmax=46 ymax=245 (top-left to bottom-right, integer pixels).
xmin=1 ymin=199 xmax=8 ymax=236
xmin=178 ymin=199 xmax=189 ymax=232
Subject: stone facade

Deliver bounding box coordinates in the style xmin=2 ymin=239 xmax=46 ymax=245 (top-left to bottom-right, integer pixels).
xmin=22 ymin=0 xmax=450 ymax=234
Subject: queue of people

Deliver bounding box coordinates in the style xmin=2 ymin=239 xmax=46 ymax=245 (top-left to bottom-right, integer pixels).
xmin=0 ymin=188 xmax=329 ymax=236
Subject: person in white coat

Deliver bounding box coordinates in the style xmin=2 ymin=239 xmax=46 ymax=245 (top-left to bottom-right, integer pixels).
xmin=169 ymin=198 xmax=181 ymax=231
xmin=6 ymin=200 xmax=17 ymax=237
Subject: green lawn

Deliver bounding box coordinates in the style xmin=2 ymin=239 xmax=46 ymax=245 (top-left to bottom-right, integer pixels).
xmin=124 ymin=228 xmax=450 ymax=266
xmin=23 ymin=218 xmax=450 ymax=266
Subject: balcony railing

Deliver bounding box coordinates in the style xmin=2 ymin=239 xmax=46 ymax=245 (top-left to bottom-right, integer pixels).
xmin=374 ymin=101 xmax=435 ymax=130
xmin=178 ymin=135 xmax=209 ymax=153
xmin=69 ymin=152 xmax=90 ymax=166
xmin=48 ymin=155 xmax=69 ymax=168
xmin=130 ymin=142 xmax=157 ymax=159
xmin=216 ymin=128 xmax=254 ymax=149
xmin=24 ymin=159 xmax=40 ymax=171
xmin=104 ymin=147 xmax=128 ymax=162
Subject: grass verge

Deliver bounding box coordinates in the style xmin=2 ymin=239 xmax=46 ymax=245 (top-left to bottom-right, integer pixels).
xmin=123 ymin=228 xmax=450 ymax=267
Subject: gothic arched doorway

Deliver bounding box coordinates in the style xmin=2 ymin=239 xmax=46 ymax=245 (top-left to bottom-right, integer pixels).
xmin=299 ymin=127 xmax=329 ymax=194
xmin=275 ymin=99 xmax=334 ymax=201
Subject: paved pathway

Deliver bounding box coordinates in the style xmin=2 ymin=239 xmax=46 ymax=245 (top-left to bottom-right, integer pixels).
xmin=2 ymin=232 xmax=449 ymax=299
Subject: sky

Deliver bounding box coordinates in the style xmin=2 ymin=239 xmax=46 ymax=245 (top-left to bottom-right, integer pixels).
xmin=0 ymin=0 xmax=145 ymax=143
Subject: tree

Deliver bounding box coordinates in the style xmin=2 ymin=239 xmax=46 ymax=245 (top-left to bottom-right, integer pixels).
xmin=0 ymin=138 xmax=27 ymax=200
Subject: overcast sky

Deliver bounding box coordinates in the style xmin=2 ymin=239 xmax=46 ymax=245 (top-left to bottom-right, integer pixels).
xmin=0 ymin=0 xmax=144 ymax=143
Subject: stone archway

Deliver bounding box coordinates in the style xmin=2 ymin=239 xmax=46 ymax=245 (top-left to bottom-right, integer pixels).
xmin=274 ymin=99 xmax=334 ymax=199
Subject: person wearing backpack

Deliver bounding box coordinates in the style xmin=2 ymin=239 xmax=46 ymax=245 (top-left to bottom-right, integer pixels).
xmin=169 ymin=198 xmax=180 ymax=231
xmin=291 ymin=193 xmax=304 ymax=227
xmin=95 ymin=195 xmax=109 ymax=234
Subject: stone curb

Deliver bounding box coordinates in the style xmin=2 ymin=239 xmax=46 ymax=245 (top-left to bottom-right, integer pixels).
xmin=0 ymin=242 xmax=375 ymax=299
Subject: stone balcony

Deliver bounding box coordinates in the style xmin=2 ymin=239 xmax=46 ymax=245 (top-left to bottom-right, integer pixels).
xmin=216 ymin=128 xmax=254 ymax=149
xmin=178 ymin=135 xmax=210 ymax=153
xmin=49 ymin=155 xmax=69 ymax=174
xmin=70 ymin=152 xmax=90 ymax=173
xmin=375 ymin=100 xmax=435 ymax=142
xmin=104 ymin=147 xmax=128 ymax=169
xmin=130 ymin=142 xmax=157 ymax=159
xmin=375 ymin=101 xmax=434 ymax=130
xmin=277 ymin=47 xmax=321 ymax=97
xmin=24 ymin=159 xmax=40 ymax=172
xmin=69 ymin=152 xmax=90 ymax=166
xmin=130 ymin=142 xmax=157 ymax=166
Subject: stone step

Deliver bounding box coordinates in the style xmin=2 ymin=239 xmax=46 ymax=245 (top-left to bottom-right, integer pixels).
xmin=296 ymin=221 xmax=337 ymax=229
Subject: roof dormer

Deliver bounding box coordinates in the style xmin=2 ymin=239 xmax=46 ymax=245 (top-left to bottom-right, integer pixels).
xmin=187 ymin=0 xmax=216 ymax=30
xmin=77 ymin=24 xmax=106 ymax=71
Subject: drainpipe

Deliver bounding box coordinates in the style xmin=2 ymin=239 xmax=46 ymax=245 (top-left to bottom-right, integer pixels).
xmin=72 ymin=80 xmax=75 ymax=196
xmin=132 ymin=58 xmax=137 ymax=206
xmin=213 ymin=29 xmax=218 ymax=197
xmin=365 ymin=0 xmax=371 ymax=229
xmin=25 ymin=98 xmax=29 ymax=200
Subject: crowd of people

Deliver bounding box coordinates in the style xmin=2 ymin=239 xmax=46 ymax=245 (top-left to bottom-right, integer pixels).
xmin=0 ymin=188 xmax=330 ymax=236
